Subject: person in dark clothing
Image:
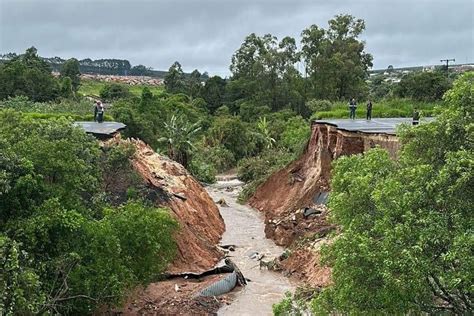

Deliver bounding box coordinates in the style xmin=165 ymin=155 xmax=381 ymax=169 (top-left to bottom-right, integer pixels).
xmin=366 ymin=100 xmax=373 ymax=120
xmin=413 ymin=108 xmax=420 ymax=125
xmin=97 ymin=102 xmax=104 ymax=123
xmin=93 ymin=101 xmax=99 ymax=122
xmin=412 ymin=109 xmax=420 ymax=125
xmin=349 ymin=98 xmax=357 ymax=119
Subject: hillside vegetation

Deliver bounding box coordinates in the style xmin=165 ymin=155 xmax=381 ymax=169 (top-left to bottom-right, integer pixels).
xmin=273 ymin=71 xmax=473 ymax=315
xmin=0 ymin=13 xmax=471 ymax=315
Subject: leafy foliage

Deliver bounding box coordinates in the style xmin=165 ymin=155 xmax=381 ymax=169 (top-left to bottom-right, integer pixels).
xmin=301 ymin=14 xmax=373 ymax=100
xmin=0 ymin=47 xmax=59 ymax=102
xmin=395 ymin=71 xmax=452 ymax=101
xmin=60 ymin=58 xmax=81 ymax=93
xmin=158 ymin=115 xmax=201 ymax=168
xmin=99 ymin=83 xmax=131 ymax=101
xmin=164 ymin=61 xmax=186 ymax=94
xmin=0 ymin=111 xmax=178 ymax=315
xmin=312 ymin=73 xmax=473 ymax=314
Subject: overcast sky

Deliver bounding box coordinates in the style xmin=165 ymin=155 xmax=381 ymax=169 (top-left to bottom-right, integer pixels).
xmin=0 ymin=0 xmax=473 ymax=76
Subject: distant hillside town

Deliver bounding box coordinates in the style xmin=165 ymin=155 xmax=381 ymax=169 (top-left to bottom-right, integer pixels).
xmin=368 ymin=63 xmax=474 ymax=83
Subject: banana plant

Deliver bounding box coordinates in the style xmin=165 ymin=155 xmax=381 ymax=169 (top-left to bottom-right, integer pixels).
xmin=257 ymin=116 xmax=276 ymax=149
xmin=158 ymin=115 xmax=201 ymax=168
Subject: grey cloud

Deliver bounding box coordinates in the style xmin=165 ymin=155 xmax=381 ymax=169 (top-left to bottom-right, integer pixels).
xmin=1 ymin=0 xmax=473 ymax=76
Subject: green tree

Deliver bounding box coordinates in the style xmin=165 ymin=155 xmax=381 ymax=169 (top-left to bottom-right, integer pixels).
xmin=301 ymin=14 xmax=373 ymax=100
xmin=313 ymin=73 xmax=473 ymax=314
xmin=59 ymin=76 xmax=74 ymax=98
xmin=158 ymin=115 xmax=201 ymax=168
xmin=186 ymin=69 xmax=202 ymax=99
xmin=164 ymin=61 xmax=186 ymax=93
xmin=99 ymin=83 xmax=131 ymax=101
xmin=208 ymin=116 xmax=258 ymax=160
xmin=201 ymin=75 xmax=227 ymax=113
xmin=129 ymin=64 xmax=151 ymax=76
xmin=60 ymin=58 xmax=81 ymax=94
xmin=229 ymin=33 xmax=304 ymax=113
xmin=0 ymin=47 xmax=59 ymax=102
xmin=395 ymin=71 xmax=451 ymax=101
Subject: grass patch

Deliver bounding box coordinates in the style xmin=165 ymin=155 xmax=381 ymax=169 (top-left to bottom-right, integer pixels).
xmin=311 ymin=99 xmax=441 ymax=120
xmin=79 ymin=79 xmax=164 ymax=98
xmin=22 ymin=112 xmax=114 ymax=121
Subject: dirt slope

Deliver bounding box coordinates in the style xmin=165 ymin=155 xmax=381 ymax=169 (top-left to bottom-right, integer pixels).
xmin=249 ymin=122 xmax=399 ymax=246
xmin=102 ymin=138 xmax=227 ymax=314
xmin=249 ymin=122 xmax=399 ymax=286
xmin=129 ymin=139 xmax=225 ymax=274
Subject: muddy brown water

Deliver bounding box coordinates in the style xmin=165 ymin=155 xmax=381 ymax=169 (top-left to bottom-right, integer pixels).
xmin=206 ymin=177 xmax=297 ymax=316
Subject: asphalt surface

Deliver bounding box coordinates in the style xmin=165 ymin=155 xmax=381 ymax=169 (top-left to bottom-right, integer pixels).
xmin=74 ymin=121 xmax=126 ymax=135
xmin=313 ymin=117 xmax=434 ymax=135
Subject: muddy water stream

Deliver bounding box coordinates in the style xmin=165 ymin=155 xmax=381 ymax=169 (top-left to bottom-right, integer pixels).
xmin=206 ymin=177 xmax=296 ymax=316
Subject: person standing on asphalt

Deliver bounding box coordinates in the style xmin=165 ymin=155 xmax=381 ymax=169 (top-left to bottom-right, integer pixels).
xmin=349 ymin=98 xmax=357 ymax=119
xmin=413 ymin=108 xmax=420 ymax=125
xmin=366 ymin=99 xmax=373 ymax=120
xmin=93 ymin=100 xmax=99 ymax=122
xmin=97 ymin=102 xmax=105 ymax=123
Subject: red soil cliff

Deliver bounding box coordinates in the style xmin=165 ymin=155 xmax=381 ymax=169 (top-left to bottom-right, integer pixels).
xmin=103 ymin=138 xmax=227 ymax=314
xmin=250 ymin=122 xmax=399 ymax=245
xmin=249 ymin=122 xmax=399 ymax=286
xmin=129 ymin=139 xmax=225 ymax=274
xmin=249 ymin=123 xmax=399 ymax=287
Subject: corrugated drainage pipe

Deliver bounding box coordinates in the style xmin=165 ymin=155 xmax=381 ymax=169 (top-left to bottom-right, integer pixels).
xmin=197 ymin=271 xmax=238 ymax=297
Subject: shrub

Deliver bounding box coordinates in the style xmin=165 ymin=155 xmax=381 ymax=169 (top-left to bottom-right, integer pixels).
xmin=189 ymin=158 xmax=217 ymax=183
xmin=100 ymin=83 xmax=131 ymax=101
xmin=306 ymin=99 xmax=332 ymax=113
xmin=237 ymin=148 xmax=295 ymax=202
xmin=239 ymin=101 xmax=271 ymax=122
xmin=208 ymin=116 xmax=258 ymax=160
xmin=395 ymin=71 xmax=452 ymax=101
xmin=280 ymin=116 xmax=311 ymax=153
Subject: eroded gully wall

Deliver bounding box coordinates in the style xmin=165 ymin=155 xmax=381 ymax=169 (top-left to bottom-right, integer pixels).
xmin=249 ymin=122 xmax=399 ymax=246
xmin=126 ymin=139 xmax=225 ymax=274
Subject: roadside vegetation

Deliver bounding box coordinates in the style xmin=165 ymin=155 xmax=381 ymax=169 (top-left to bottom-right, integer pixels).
xmin=273 ymin=72 xmax=473 ymax=315
xmin=0 ymin=111 xmax=178 ymax=314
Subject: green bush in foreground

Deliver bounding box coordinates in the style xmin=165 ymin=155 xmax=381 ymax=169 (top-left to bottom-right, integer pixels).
xmin=311 ymin=73 xmax=473 ymax=314
xmin=0 ymin=111 xmax=178 ymax=315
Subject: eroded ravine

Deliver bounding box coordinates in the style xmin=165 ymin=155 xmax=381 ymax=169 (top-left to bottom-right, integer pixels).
xmin=206 ymin=177 xmax=296 ymax=316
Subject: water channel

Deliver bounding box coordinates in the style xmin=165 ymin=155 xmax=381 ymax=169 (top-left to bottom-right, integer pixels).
xmin=206 ymin=177 xmax=296 ymax=316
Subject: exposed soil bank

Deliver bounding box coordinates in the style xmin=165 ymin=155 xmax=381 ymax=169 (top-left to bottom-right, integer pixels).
xmin=130 ymin=139 xmax=225 ymax=274
xmin=249 ymin=122 xmax=399 ymax=247
xmin=208 ymin=179 xmax=297 ymax=316
xmin=106 ymin=138 xmax=228 ymax=315
xmin=249 ymin=122 xmax=400 ymax=285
